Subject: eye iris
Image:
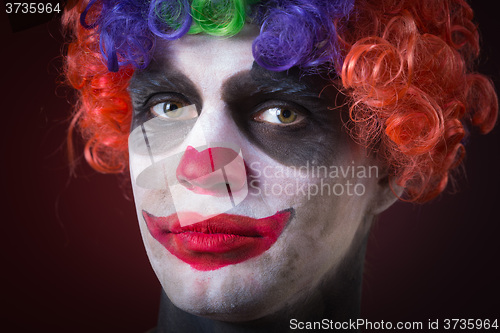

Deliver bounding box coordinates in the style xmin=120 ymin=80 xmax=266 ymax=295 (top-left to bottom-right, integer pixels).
xmin=164 ymin=103 xmax=179 ymax=112
xmin=277 ymin=108 xmax=296 ymax=123
xmin=163 ymin=102 xmax=182 ymax=117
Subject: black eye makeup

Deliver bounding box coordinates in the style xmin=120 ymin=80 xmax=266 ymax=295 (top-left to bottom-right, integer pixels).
xmin=128 ymin=63 xmax=202 ymax=131
xmin=223 ymin=64 xmax=347 ymax=166
xmin=129 ymin=59 xmax=348 ymax=167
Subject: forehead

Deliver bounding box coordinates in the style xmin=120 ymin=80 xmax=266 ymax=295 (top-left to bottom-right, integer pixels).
xmin=152 ymin=26 xmax=259 ymax=87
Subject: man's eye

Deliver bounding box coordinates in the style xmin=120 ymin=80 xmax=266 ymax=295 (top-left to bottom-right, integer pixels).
xmin=150 ymin=101 xmax=198 ymax=120
xmin=253 ymin=107 xmax=304 ymax=125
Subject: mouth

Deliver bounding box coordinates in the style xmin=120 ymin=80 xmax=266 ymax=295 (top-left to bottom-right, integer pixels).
xmin=142 ymin=209 xmax=293 ymax=271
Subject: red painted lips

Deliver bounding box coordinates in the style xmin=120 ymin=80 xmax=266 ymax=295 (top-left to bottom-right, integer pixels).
xmin=142 ymin=210 xmax=292 ymax=271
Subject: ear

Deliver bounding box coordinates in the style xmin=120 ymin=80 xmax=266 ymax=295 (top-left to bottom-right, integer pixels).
xmin=369 ymin=173 xmax=404 ymax=215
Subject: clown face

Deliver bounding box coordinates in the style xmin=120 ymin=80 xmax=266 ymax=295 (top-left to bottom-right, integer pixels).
xmin=128 ymin=27 xmax=396 ymax=321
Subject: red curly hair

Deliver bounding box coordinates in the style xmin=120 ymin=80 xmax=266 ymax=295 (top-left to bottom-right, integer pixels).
xmin=63 ymin=0 xmax=497 ymax=202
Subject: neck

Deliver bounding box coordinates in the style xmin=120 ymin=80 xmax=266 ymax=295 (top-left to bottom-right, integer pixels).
xmin=154 ymin=217 xmax=372 ymax=333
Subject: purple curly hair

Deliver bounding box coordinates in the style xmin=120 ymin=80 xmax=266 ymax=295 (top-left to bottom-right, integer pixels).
xmin=79 ymin=0 xmax=355 ymax=72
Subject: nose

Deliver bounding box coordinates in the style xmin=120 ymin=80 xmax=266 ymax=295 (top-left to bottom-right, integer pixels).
xmin=176 ymin=146 xmax=247 ymax=196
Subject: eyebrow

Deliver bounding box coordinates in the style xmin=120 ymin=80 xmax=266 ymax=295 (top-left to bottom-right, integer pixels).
xmin=128 ymin=61 xmax=201 ymax=108
xmin=221 ymin=62 xmax=331 ymax=104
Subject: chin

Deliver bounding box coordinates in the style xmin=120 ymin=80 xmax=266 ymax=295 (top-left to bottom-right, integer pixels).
xmin=159 ymin=260 xmax=291 ymax=322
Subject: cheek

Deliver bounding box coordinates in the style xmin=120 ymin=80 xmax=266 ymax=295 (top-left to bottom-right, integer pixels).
xmin=134 ymin=188 xmax=174 ymax=217
xmin=264 ymin=176 xmax=376 ymax=299
xmin=248 ymin=143 xmax=378 ymax=260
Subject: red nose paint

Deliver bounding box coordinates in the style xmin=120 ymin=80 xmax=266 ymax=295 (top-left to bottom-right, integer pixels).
xmin=142 ymin=210 xmax=292 ymax=271
xmin=176 ymin=146 xmax=247 ymax=195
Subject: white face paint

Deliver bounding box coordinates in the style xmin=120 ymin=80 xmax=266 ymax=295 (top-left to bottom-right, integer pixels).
xmin=128 ymin=27 xmax=387 ymax=321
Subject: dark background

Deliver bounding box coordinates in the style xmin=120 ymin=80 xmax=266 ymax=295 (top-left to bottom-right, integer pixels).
xmin=1 ymin=2 xmax=499 ymax=332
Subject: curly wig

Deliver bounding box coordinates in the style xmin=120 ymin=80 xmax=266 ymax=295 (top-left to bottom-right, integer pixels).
xmin=63 ymin=0 xmax=498 ymax=202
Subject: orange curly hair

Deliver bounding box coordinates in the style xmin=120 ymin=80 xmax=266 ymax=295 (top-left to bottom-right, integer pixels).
xmin=339 ymin=0 xmax=497 ymax=201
